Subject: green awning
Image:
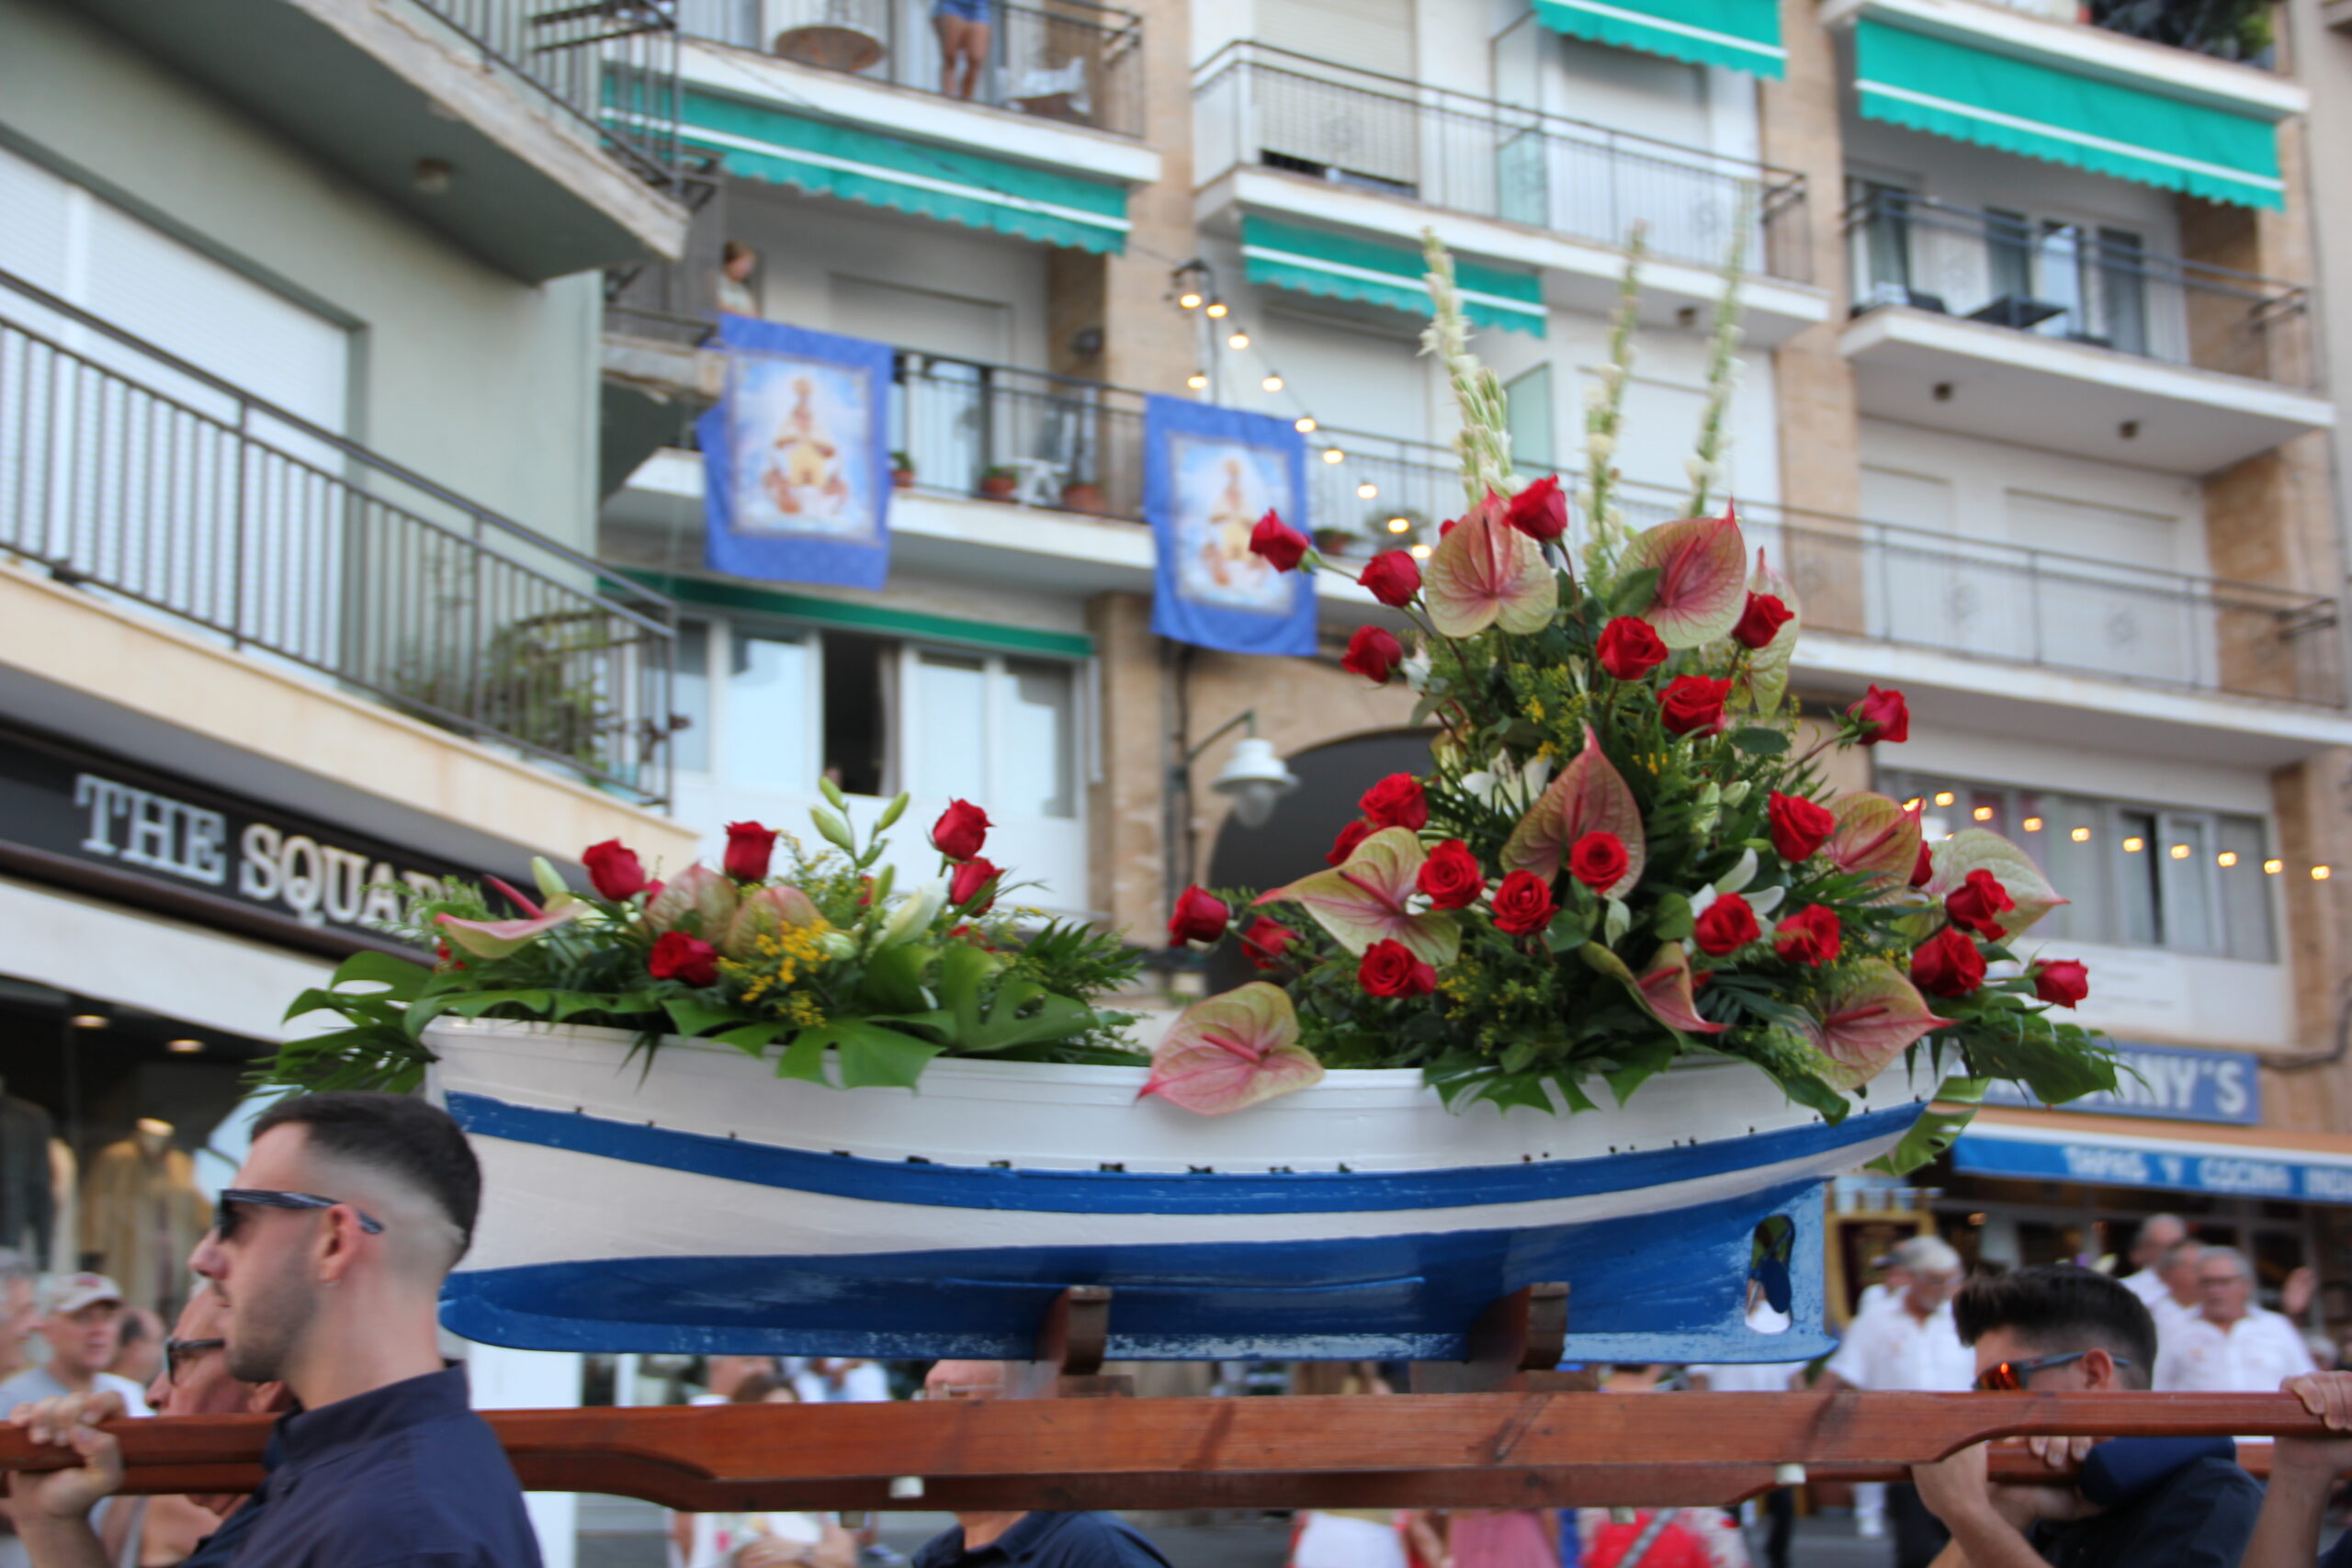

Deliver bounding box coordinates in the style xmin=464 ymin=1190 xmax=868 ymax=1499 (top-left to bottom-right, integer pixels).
xmin=1855 ymin=20 xmax=2283 ymax=209
xmin=1534 ymin=0 xmax=1784 ymax=77
xmin=676 ymin=90 xmax=1131 ymax=254
xmin=1239 ymin=218 xmax=1547 ymax=337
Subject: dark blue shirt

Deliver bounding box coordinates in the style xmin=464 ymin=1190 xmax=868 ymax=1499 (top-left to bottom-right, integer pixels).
xmin=911 ymin=1512 xmax=1172 ymax=1568
xmin=181 ymin=1366 xmax=540 ymax=1568
xmin=2028 ymin=1440 xmax=2261 ymax=1568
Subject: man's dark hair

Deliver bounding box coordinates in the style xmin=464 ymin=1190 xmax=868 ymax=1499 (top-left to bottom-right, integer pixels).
xmin=1953 ymin=1265 xmax=2155 ymax=1389
xmin=252 ymin=1092 xmax=481 ymax=1259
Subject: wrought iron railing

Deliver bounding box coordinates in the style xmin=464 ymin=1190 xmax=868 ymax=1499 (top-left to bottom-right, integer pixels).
xmin=1843 ymin=189 xmax=2314 ymax=387
xmin=3 ymin=270 xmax=677 ymax=805
xmin=1193 ymin=42 xmax=1812 ymax=281
xmin=675 ymin=0 xmax=1145 ymax=138
xmin=414 ymin=0 xmax=685 ymax=188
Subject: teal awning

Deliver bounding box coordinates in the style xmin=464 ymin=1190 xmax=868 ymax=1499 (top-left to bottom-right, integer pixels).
xmin=676 ymin=90 xmax=1131 ymax=254
xmin=1239 ymin=218 xmax=1547 ymax=337
xmin=1854 ymin=20 xmax=2283 ymax=209
xmin=1534 ymin=0 xmax=1784 ymax=77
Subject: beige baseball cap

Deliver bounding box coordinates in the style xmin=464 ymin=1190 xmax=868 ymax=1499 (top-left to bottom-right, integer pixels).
xmin=40 ymin=1273 xmax=125 ymax=1315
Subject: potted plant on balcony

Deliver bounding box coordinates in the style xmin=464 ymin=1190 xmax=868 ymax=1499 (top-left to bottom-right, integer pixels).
xmin=266 ymin=234 xmax=2116 ymax=1364
xmin=1313 ymin=525 xmax=1363 ymax=558
xmin=889 ymin=450 xmax=915 ymax=490
xmin=1061 ymin=476 xmax=1107 ymax=514
xmin=977 ymin=463 xmax=1020 ymax=502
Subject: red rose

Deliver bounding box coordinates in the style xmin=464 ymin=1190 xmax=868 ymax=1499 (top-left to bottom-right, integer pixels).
xmin=1504 ymin=475 xmax=1567 ymax=542
xmin=1692 ymin=892 xmax=1760 ymax=956
xmin=1596 ymin=616 xmax=1668 ymax=682
xmin=1249 ymin=510 xmax=1309 ymax=572
xmin=1659 ymin=675 xmax=1733 ymax=738
xmin=1773 ymin=905 xmax=1842 ymax=967
xmin=2033 ymin=958 xmax=2090 ymax=1009
xmin=1732 ymin=592 xmax=1794 ymax=650
xmin=1490 ymin=870 xmax=1558 ymax=936
xmin=949 ymin=856 xmax=1002 ymax=912
xmin=722 ymin=820 xmax=776 ymax=882
xmin=1766 ymin=792 xmax=1836 ymax=864
xmin=1358 ymin=938 xmax=1438 ymax=998
xmin=1944 ymin=869 xmax=2016 ymax=940
xmin=1910 ymin=926 xmax=1986 ymax=998
xmin=1240 ymin=916 xmax=1299 ymax=970
xmin=1167 ymin=885 xmax=1231 ymax=946
xmin=1909 ymin=838 xmax=1935 ymax=888
xmin=1360 ymin=773 xmax=1428 ymax=831
xmin=1342 ymin=626 xmax=1404 ymax=684
xmin=931 ymin=799 xmax=992 ymax=861
xmin=1359 ymin=550 xmax=1422 ymax=607
xmin=1849 ymin=684 xmax=1910 ymax=745
xmin=582 ymin=839 xmax=647 ymax=901
xmin=648 ymin=930 xmax=719 ymax=987
xmin=1567 ymin=831 xmax=1629 ymax=891
xmin=1417 ymin=839 xmax=1486 ymax=910
xmin=1327 ymin=819 xmax=1374 ymax=866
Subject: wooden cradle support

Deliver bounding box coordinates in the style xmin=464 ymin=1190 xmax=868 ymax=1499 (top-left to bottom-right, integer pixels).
xmin=0 ymin=1392 xmax=2325 ymax=1511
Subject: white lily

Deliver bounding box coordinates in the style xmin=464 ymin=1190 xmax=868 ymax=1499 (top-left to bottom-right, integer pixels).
xmin=877 ymin=882 xmax=946 ymax=948
xmin=1714 ymin=847 xmax=1759 ymax=895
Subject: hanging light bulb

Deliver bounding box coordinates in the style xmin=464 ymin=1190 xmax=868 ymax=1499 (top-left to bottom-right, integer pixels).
xmin=1409 ymin=543 xmax=1433 ymax=559
xmin=1261 ymin=375 xmax=1283 ymax=391
xmin=1178 ymin=291 xmax=1203 ymax=310
xmin=1295 ymin=416 xmax=1317 ymax=433
xmin=1186 ymin=371 xmax=1208 ymax=389
xmin=1205 ymin=299 xmax=1229 ymax=319
xmin=1228 ymin=331 xmax=1250 ymax=350
xmin=1356 ymin=482 xmax=1379 ymax=500
xmin=1385 ymin=516 xmax=1410 ymax=534
xmin=1322 ymin=447 xmax=1344 ymax=465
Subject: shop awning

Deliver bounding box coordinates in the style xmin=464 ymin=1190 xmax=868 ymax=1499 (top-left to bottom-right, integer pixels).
xmin=1951 ymin=1110 xmax=2352 ymax=1205
xmin=1534 ymin=0 xmax=1785 ymax=76
xmin=1851 ymin=17 xmax=2286 ymax=209
xmin=676 ymin=90 xmax=1131 ymax=254
xmin=1240 ymin=217 xmax=1547 ymax=337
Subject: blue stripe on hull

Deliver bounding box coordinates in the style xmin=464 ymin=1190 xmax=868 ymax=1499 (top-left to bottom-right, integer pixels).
xmin=445 ymin=1090 xmax=1917 ymax=1214
xmin=441 ymin=1178 xmax=1834 ymax=1364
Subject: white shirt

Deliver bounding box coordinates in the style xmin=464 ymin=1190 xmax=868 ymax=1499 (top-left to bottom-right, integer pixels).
xmin=0 ymin=1366 xmax=151 ymax=1416
xmin=2120 ymin=1268 xmax=2169 ymax=1307
xmin=2154 ymin=1305 xmax=2317 ymax=1393
xmin=1855 ymin=1282 xmax=1897 ymax=1319
xmin=1826 ymin=1302 xmax=1976 ymax=1393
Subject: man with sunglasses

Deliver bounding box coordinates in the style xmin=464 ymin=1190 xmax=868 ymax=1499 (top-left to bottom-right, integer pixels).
xmin=1909 ymin=1265 xmax=2261 ymax=1568
xmin=6 ymin=1091 xmax=540 ymax=1568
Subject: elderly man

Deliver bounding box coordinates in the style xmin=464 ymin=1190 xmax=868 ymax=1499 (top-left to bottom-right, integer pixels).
xmin=913 ymin=1361 xmax=1171 ymax=1568
xmin=2147 ymin=1238 xmax=2207 ymax=1342
xmin=2116 ymin=1215 xmax=2185 ymax=1309
xmin=0 ymin=1277 xmax=150 ymax=1417
xmin=2153 ymin=1245 xmax=2314 ymax=1392
xmin=1819 ymin=1237 xmax=1973 ymax=1568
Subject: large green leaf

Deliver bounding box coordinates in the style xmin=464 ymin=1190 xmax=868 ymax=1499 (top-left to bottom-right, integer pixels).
xmin=857 ymin=942 xmax=936 ymax=1015
xmin=1868 ymin=1076 xmax=1989 ymax=1176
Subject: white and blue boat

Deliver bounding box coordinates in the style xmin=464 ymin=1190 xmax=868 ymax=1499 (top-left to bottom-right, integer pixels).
xmin=428 ymin=1019 xmax=1935 ymax=1364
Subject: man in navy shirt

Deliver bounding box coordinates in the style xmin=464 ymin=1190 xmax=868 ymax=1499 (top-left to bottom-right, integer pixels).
xmin=913 ymin=1361 xmax=1170 ymax=1568
xmin=2240 ymin=1369 xmax=2352 ymax=1568
xmin=6 ymin=1092 xmax=540 ymax=1568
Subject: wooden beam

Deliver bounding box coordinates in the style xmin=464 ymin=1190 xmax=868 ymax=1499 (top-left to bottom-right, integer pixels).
xmin=0 ymin=1393 xmax=2323 ymax=1511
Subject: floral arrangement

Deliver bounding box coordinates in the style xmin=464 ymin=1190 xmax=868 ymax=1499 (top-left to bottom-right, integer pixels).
xmin=1143 ymin=231 xmax=2117 ymax=1167
xmin=263 ymin=785 xmax=1142 ymax=1093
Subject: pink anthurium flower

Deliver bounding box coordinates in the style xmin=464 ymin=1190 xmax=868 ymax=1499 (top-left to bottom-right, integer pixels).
xmin=1632 ymin=942 xmax=1725 ymax=1037
xmin=1425 ymin=491 xmax=1557 ymax=638
xmin=1257 ymin=826 xmax=1461 ymax=967
xmin=722 ymin=884 xmax=824 ymax=961
xmin=1825 ymin=792 xmax=1926 ymax=893
xmin=1798 ymin=960 xmax=1953 ymax=1090
xmin=1500 ymin=725 xmax=1645 ymax=896
xmin=644 ymin=863 xmax=741 ymax=939
xmin=1622 ymin=510 xmax=1747 ymax=649
xmin=1923 ymin=830 xmax=2069 ymax=938
xmin=1138 ymin=983 xmax=1324 ymax=1115
xmin=436 ymin=897 xmax=582 ymax=960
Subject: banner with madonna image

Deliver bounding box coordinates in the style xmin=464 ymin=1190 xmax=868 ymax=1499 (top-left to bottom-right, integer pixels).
xmin=697 ymin=315 xmax=893 ymax=590
xmin=1146 ymin=395 xmax=1313 ymax=657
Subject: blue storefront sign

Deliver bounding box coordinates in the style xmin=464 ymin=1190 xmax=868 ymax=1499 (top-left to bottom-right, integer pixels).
xmin=1978 ymin=1040 xmax=2259 ymax=1126
xmin=1951 ymin=1126 xmax=2352 ymax=1205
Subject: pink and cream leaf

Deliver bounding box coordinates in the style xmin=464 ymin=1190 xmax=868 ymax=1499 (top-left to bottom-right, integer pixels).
xmin=1425 ymin=493 xmax=1557 ymax=638
xmin=1631 ymin=942 xmax=1725 ymax=1037
xmin=1797 ymin=960 xmax=1953 ymax=1090
xmin=1622 ymin=513 xmax=1747 ymax=649
xmin=1499 ymin=725 xmax=1645 ymax=894
xmin=1826 ymin=792 xmax=1925 ymax=892
xmin=1137 ymin=983 xmax=1325 ymax=1115
xmin=436 ymin=898 xmax=582 ymax=960
xmin=645 ymin=863 xmax=741 ymax=938
xmin=1926 ymin=829 xmax=2068 ymax=937
xmin=1258 ymin=827 xmax=1462 ymax=966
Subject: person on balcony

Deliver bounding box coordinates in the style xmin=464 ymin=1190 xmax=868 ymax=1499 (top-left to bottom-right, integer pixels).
xmin=933 ymin=0 xmax=991 ymax=101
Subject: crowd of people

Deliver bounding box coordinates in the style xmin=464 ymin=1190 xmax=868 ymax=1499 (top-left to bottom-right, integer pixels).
xmin=6 ymin=1115 xmax=2352 ymax=1568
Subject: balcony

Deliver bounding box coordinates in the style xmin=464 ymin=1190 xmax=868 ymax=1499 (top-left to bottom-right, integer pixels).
xmin=679 ymin=0 xmax=1144 ymax=137
xmin=73 ymin=0 xmax=690 ymax=280
xmin=1840 ymin=193 xmax=2332 ymax=474
xmin=2 ymin=271 xmax=677 ymax=807
xmin=1191 ymin=44 xmax=1829 ymax=344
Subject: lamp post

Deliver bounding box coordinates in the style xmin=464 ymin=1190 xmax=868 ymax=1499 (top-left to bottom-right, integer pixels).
xmin=1167 ymin=709 xmax=1297 ymax=911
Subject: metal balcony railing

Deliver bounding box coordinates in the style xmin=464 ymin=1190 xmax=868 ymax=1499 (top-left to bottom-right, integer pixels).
xmin=2 ymin=270 xmax=677 ymax=806
xmin=415 ymin=0 xmax=685 ymax=189
xmin=1193 ymin=42 xmax=1812 ymax=282
xmin=676 ymin=0 xmax=1145 ymax=138
xmin=1844 ymin=190 xmax=2314 ymax=387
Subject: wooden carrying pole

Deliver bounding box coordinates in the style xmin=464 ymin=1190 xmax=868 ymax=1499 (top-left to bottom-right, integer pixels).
xmin=0 ymin=1393 xmax=2331 ymax=1512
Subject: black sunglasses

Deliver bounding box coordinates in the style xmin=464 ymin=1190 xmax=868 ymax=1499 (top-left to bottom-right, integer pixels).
xmin=164 ymin=1337 xmax=226 ymax=1384
xmin=1975 ymin=1350 xmax=2132 ymax=1392
xmin=215 ymin=1190 xmax=385 ymax=1242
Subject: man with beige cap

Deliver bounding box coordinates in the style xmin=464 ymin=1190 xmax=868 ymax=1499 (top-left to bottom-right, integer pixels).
xmin=0 ymin=1276 xmax=150 ymax=1417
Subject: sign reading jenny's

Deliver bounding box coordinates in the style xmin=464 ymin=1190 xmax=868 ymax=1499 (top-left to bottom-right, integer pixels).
xmin=0 ymin=727 xmax=474 ymax=942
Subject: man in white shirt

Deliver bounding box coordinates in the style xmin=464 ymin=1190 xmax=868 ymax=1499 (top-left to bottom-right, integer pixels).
xmin=1820 ymin=1238 xmax=1973 ymax=1568
xmin=2154 ymin=1245 xmax=2316 ymax=1393
xmin=0 ymin=1273 xmax=151 ymax=1568
xmin=2147 ymin=1238 xmax=2207 ymax=1342
xmin=2117 ymin=1214 xmax=2186 ymax=1308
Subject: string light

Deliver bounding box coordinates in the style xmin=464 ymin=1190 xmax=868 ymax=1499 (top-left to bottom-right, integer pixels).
xmin=1186 ymin=371 xmax=1207 ymax=389
xmin=70 ymin=1014 xmax=108 ymax=1029
xmin=1972 ymin=806 xmax=1994 ymax=821
xmin=2315 ymin=865 xmax=2333 ymax=881
xmin=166 ymin=1038 xmax=203 ymax=1054
xmin=1323 ymin=447 xmax=1344 ymax=465
xmin=2122 ymin=836 xmax=2145 ymax=853
xmin=1357 ymin=482 xmax=1379 ymax=500
xmin=2022 ymin=817 xmax=2044 ymax=832
xmin=1205 ymin=300 xmax=1228 ymax=319
xmin=1903 ymin=796 xmax=1923 ymax=811
xmin=1178 ymin=291 xmax=1203 ymax=310
xmin=2265 ymin=858 xmax=2284 ymax=874
xmin=1228 ymin=331 xmax=1250 ymax=350
xmin=1385 ymin=516 xmax=1411 ymax=534
xmin=1933 ymin=791 xmax=1955 ymax=807
xmin=1295 ymin=417 xmax=1317 ymax=433
xmin=2071 ymin=827 xmax=2092 ymax=842
xmin=2217 ymin=852 xmax=2238 ymax=867
xmin=1409 ymin=543 xmax=1432 ymax=559
xmin=1261 ymin=375 xmax=1283 ymax=392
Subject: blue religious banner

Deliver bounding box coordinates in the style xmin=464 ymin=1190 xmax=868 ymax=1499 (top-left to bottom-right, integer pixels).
xmin=697 ymin=315 xmax=893 ymax=590
xmin=1145 ymin=394 xmax=1314 ymax=657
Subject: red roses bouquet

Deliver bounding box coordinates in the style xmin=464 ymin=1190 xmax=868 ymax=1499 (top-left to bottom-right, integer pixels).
xmin=1149 ymin=234 xmax=2117 ymax=1157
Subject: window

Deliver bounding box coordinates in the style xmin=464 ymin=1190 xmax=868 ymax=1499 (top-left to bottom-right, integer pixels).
xmin=1505 ymin=365 xmax=1555 ymax=474
xmin=1849 ymin=178 xmax=1915 ymax=302
xmin=1887 ymin=772 xmax=2277 ymax=961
